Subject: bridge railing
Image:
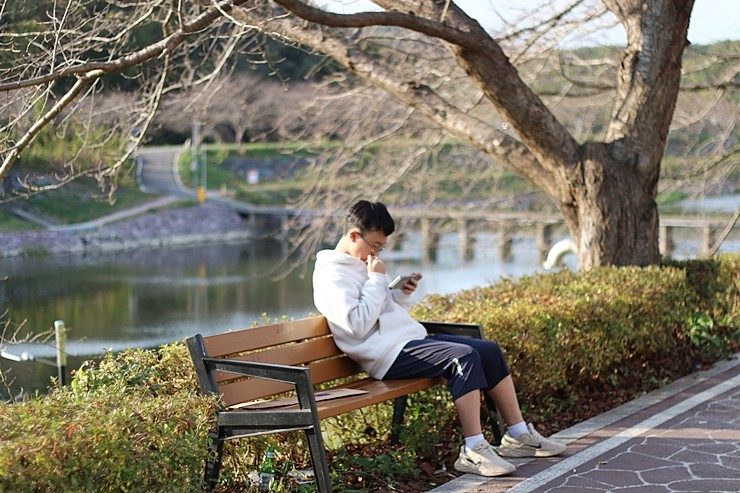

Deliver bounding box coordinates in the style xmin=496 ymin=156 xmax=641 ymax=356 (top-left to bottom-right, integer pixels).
xmin=229 ymin=201 xmax=738 ymax=263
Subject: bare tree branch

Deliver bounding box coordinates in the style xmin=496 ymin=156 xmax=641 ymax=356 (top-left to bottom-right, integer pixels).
xmin=1 ymin=0 xmax=734 ymax=269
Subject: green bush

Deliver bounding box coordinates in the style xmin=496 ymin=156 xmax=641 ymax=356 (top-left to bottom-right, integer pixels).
xmin=412 ymin=254 xmax=739 ymax=424
xmin=665 ymin=254 xmax=740 ymax=330
xmin=0 ymin=344 xmax=216 ymax=493
xmin=17 ymin=114 xmax=125 ymax=177
xmin=1 ymin=256 xmax=737 ymax=492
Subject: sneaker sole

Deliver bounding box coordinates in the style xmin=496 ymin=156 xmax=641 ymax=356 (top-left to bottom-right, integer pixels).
xmin=453 ymin=459 xmax=516 ymax=477
xmin=497 ymin=446 xmax=565 ymax=458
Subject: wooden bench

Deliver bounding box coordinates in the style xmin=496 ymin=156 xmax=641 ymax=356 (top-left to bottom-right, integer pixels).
xmin=187 ymin=315 xmax=504 ymax=492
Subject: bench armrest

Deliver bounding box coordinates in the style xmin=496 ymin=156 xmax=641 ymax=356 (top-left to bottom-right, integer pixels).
xmin=202 ymin=357 xmax=320 ymax=413
xmin=420 ymin=320 xmax=484 ymax=340
xmin=203 ymin=357 xmax=310 ymax=386
xmin=187 ymin=335 xmax=315 ymax=408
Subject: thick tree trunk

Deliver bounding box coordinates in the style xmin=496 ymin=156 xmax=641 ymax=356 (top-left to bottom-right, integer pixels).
xmin=563 ymin=143 xmax=661 ymax=269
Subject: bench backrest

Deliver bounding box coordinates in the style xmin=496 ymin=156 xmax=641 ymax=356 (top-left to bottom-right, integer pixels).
xmin=188 ymin=316 xmax=363 ymax=408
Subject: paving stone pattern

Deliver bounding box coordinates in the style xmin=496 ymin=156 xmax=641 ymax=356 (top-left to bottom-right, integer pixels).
xmin=542 ymin=386 xmax=740 ymax=492
xmin=444 ymin=361 xmax=740 ymax=493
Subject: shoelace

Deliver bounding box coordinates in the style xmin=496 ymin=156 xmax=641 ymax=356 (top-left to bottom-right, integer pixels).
xmin=475 ymin=444 xmax=501 ymax=461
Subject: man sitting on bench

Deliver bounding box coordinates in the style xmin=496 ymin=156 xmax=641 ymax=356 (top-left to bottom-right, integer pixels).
xmin=312 ymin=200 xmax=565 ymax=477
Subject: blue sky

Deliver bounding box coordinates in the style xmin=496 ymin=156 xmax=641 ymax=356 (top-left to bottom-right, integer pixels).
xmin=320 ymin=0 xmax=739 ymax=46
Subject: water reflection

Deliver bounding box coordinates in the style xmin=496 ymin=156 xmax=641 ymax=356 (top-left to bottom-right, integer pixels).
xmin=0 ymin=243 xmax=310 ymax=395
xmin=1 ymin=241 xmax=316 ymax=357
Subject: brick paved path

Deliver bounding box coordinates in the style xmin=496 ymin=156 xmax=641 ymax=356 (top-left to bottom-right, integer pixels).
xmin=433 ymin=356 xmax=740 ymax=493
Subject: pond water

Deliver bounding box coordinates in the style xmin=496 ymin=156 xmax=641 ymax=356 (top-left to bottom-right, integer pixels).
xmin=1 ymin=223 xmax=736 ymax=398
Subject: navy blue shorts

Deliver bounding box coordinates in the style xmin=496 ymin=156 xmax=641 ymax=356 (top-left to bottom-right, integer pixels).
xmin=383 ymin=334 xmax=510 ymax=401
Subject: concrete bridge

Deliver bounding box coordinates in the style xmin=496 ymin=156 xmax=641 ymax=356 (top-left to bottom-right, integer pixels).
xmin=236 ymin=205 xmax=737 ymax=263
xmin=137 ymin=146 xmax=739 ymax=263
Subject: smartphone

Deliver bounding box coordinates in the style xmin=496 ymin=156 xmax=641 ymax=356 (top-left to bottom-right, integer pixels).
xmin=388 ymin=274 xmax=419 ymax=290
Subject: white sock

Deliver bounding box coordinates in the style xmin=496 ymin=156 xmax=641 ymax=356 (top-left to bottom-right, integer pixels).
xmin=464 ymin=434 xmax=485 ymax=450
xmin=507 ymin=421 xmax=529 ymax=439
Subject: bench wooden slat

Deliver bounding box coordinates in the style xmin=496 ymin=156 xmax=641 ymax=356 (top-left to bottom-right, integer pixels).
xmin=213 ymin=336 xmax=344 ymax=385
xmin=315 ymin=378 xmax=442 ymax=419
xmin=225 ymin=377 xmax=442 ymax=418
xmin=305 ymin=354 xmax=362 ymax=384
xmin=218 ymin=355 xmax=363 ymax=407
xmin=203 ymin=316 xmax=330 ymax=357
xmin=221 ymin=379 xmax=294 ymax=408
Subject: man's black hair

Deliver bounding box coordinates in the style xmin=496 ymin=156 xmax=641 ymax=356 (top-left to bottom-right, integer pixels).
xmin=346 ymin=200 xmax=395 ymax=236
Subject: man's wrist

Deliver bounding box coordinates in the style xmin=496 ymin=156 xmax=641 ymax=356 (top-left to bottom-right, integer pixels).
xmin=368 ymin=271 xmax=387 ymax=282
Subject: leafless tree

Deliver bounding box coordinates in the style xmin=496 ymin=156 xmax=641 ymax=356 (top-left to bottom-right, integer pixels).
xmin=153 ymin=72 xmax=283 ymax=143
xmin=0 ymin=0 xmax=737 ymax=268
xmin=1 ymin=0 xmax=252 ymax=190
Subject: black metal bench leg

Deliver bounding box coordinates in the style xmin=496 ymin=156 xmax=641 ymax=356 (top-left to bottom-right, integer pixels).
xmin=305 ymin=426 xmax=332 ymax=493
xmin=204 ymin=428 xmax=225 ymax=491
xmin=390 ymin=396 xmax=407 ymax=445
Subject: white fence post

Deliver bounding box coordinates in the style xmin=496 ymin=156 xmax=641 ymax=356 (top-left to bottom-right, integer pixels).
xmin=54 ymin=320 xmax=67 ymax=386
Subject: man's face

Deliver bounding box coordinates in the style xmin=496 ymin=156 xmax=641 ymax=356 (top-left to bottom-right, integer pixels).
xmin=349 ymin=229 xmax=388 ymax=261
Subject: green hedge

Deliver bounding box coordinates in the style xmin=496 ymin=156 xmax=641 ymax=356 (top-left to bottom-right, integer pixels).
xmin=1 ymin=255 xmax=737 ymax=492
xmin=0 ymin=345 xmax=217 ymax=493
xmin=411 ymin=254 xmax=739 ymax=421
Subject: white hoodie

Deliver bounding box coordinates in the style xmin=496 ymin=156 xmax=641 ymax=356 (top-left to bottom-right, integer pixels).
xmin=312 ymin=249 xmax=428 ymax=379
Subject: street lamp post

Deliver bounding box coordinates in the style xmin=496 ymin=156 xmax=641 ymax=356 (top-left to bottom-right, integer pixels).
xmin=200 ymin=143 xmax=207 ymax=203
xmin=192 ymin=121 xmax=205 ymax=203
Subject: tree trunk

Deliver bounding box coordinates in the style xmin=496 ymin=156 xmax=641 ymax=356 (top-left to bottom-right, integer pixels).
xmin=563 ymin=142 xmax=661 ymax=269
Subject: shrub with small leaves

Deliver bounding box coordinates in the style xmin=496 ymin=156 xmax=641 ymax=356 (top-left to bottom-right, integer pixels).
xmin=412 ymin=255 xmax=739 ymax=427
xmin=0 ymin=344 xmax=216 ymax=493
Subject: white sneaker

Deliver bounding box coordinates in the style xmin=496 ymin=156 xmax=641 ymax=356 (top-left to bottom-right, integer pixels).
xmin=453 ymin=440 xmax=516 ymax=477
xmin=497 ymin=423 xmax=566 ymax=458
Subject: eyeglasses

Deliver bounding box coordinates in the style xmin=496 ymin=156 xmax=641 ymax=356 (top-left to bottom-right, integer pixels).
xmin=357 ymin=233 xmax=385 ymax=253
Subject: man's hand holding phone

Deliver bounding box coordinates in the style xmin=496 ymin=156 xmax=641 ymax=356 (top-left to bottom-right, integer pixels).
xmin=389 ymin=272 xmax=422 ymax=294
